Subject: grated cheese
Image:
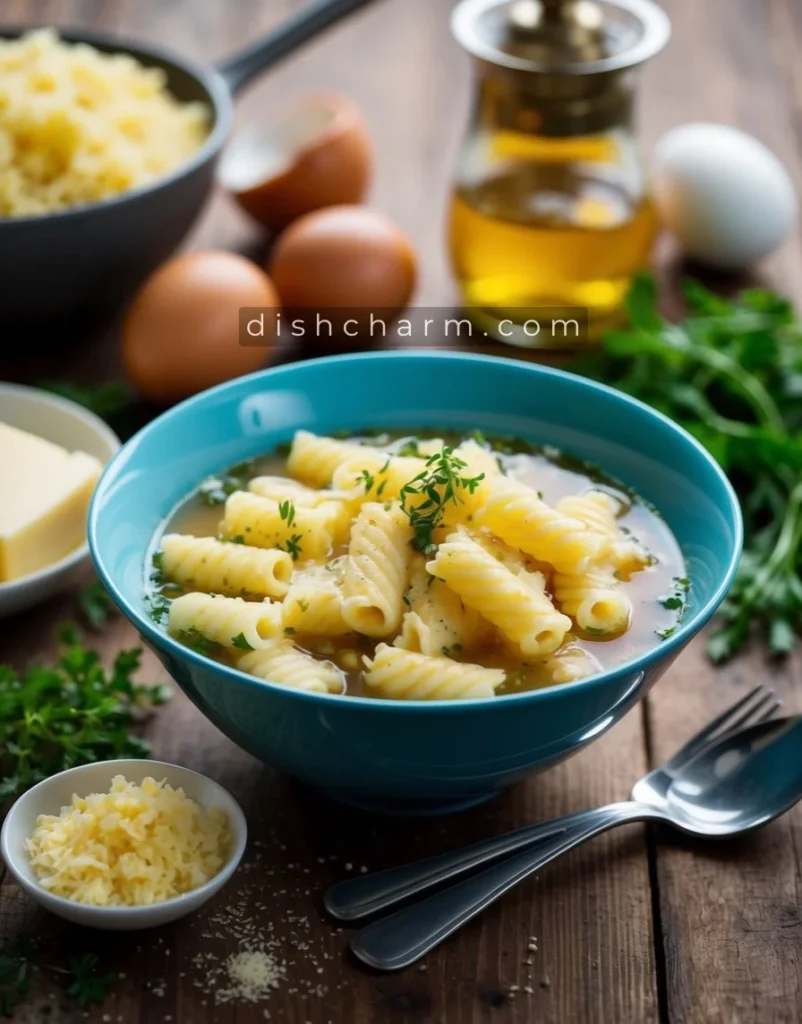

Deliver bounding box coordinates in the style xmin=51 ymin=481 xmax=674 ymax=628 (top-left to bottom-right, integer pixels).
xmin=26 ymin=775 xmax=231 ymax=906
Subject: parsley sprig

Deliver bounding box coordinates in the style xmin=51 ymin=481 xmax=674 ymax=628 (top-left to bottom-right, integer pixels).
xmin=0 ymin=626 xmax=169 ymax=802
xmin=65 ymin=955 xmax=115 ymax=1007
xmin=578 ymin=273 xmax=802 ymax=662
xmin=400 ymin=447 xmax=485 ymax=554
xmin=0 ymin=941 xmax=30 ymax=1017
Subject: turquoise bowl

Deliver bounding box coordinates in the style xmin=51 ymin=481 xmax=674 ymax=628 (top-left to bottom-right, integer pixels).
xmin=89 ymin=352 xmax=742 ymax=815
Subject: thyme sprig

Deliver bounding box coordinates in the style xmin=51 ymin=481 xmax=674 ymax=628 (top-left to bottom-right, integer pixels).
xmin=400 ymin=447 xmax=484 ymax=554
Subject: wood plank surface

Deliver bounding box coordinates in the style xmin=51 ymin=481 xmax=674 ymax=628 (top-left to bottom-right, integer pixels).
xmin=0 ymin=1 xmax=800 ymax=1023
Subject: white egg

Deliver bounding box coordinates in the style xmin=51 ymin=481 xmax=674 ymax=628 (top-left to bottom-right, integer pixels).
xmin=652 ymin=123 xmax=797 ymax=269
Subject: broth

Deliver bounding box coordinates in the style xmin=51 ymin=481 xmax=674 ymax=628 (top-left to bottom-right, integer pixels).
xmin=146 ymin=432 xmax=687 ymax=699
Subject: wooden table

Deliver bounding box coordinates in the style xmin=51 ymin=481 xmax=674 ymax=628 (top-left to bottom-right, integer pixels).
xmin=2 ymin=1 xmax=801 ymax=1021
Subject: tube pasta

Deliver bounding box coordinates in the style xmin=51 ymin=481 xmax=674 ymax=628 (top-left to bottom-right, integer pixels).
xmin=331 ymin=451 xmax=428 ymax=504
xmin=556 ymin=489 xmax=651 ymax=577
xmin=394 ymin=555 xmax=488 ymax=656
xmin=364 ymin=643 xmax=505 ymax=700
xmin=427 ymin=529 xmax=571 ymax=657
xmin=220 ymin=490 xmax=343 ymax=559
xmin=477 ymin=476 xmax=608 ymax=573
xmin=544 ymin=647 xmax=598 ymax=685
xmin=282 ymin=565 xmax=351 ymax=636
xmin=238 ymin=643 xmax=343 ymax=694
xmin=168 ymin=592 xmax=282 ymax=650
xmin=286 ymin=430 xmax=365 ymax=486
xmin=342 ymin=501 xmax=412 ymax=637
xmin=159 ymin=534 xmax=293 ymax=598
xmin=553 ymin=565 xmax=631 ymax=636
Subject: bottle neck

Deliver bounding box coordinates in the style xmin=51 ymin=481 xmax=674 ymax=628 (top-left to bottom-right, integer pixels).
xmin=476 ymin=68 xmax=638 ymax=138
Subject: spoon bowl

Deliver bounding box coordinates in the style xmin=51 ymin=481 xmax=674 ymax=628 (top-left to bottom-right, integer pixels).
xmin=665 ymin=716 xmax=802 ymax=836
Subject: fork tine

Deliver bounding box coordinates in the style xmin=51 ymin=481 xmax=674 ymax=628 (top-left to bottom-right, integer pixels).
xmin=719 ymin=691 xmax=777 ymax=734
xmin=750 ymin=699 xmax=783 ymax=726
xmin=663 ymin=685 xmax=771 ymax=771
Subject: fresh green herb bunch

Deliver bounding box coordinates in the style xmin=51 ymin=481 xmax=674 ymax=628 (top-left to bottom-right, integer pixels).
xmin=0 ymin=626 xmax=170 ymax=801
xmin=577 ymin=273 xmax=802 ymax=662
xmin=400 ymin=447 xmax=485 ymax=554
xmin=66 ymin=954 xmax=115 ymax=1007
xmin=0 ymin=940 xmax=31 ymax=1017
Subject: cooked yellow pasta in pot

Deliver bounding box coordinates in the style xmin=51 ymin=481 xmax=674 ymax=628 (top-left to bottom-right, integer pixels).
xmin=148 ymin=430 xmax=686 ymax=700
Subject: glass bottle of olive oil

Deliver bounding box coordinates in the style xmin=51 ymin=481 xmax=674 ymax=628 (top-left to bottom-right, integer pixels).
xmin=449 ymin=0 xmax=670 ymax=346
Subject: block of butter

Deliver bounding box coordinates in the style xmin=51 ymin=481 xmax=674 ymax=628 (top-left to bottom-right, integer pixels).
xmin=0 ymin=423 xmax=103 ymax=582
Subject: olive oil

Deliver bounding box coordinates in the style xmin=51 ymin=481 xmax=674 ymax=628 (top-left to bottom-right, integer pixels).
xmin=449 ymin=164 xmax=657 ymax=343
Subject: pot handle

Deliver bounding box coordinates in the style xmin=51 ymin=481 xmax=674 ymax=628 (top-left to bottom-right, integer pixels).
xmin=216 ymin=0 xmax=383 ymax=95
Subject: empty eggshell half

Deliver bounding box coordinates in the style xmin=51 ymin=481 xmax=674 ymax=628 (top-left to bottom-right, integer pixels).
xmin=219 ymin=92 xmax=373 ymax=232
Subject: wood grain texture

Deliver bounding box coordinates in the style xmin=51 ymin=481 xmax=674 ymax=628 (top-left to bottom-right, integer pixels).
xmin=0 ymin=0 xmax=800 ymax=1022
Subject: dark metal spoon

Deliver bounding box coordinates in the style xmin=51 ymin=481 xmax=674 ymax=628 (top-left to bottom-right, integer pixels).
xmin=0 ymin=0 xmax=382 ymax=328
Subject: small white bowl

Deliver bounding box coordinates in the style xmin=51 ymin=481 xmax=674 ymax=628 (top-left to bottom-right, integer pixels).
xmin=0 ymin=759 xmax=248 ymax=930
xmin=0 ymin=382 xmax=121 ymax=617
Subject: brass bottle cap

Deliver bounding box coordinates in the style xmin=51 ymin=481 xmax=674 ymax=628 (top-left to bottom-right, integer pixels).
xmin=452 ymin=0 xmax=670 ymax=76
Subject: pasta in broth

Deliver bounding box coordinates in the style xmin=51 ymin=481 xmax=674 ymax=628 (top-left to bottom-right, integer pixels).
xmin=146 ymin=431 xmax=687 ymax=701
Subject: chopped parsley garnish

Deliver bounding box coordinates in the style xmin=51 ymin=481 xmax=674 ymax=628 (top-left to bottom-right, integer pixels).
xmin=147 ymin=592 xmax=171 ymax=625
xmin=358 ymin=469 xmax=375 ymax=493
xmin=656 ymin=626 xmax=678 ymax=641
xmin=296 ymin=598 xmax=310 ymax=612
xmin=278 ymin=500 xmax=296 ymax=526
xmin=231 ymin=632 xmax=254 ymax=651
xmin=174 ymin=627 xmax=223 ymax=656
xmin=227 ymin=534 xmax=246 ymax=545
xmin=278 ymin=534 xmax=304 ymax=561
xmin=400 ymin=447 xmax=485 ymax=554
xmin=395 ymin=439 xmax=421 ymax=457
xmin=66 ymin=954 xmax=115 ymax=1007
xmin=284 ymin=626 xmax=296 ymax=635
xmin=78 ymin=579 xmax=114 ymax=630
xmin=198 ymin=459 xmax=259 ymax=506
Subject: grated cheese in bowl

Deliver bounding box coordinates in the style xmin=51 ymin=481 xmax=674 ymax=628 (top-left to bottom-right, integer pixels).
xmin=25 ymin=774 xmax=231 ymax=906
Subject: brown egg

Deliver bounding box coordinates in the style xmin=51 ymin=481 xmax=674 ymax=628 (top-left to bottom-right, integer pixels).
xmin=122 ymin=251 xmax=280 ymax=403
xmin=269 ymin=206 xmax=417 ymax=332
xmin=219 ymin=93 xmax=373 ymax=232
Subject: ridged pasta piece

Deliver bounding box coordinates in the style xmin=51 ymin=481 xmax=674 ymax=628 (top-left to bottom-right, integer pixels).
xmin=342 ymin=501 xmax=412 ymax=637
xmin=476 ymin=476 xmax=608 ymax=574
xmin=394 ymin=555 xmax=488 ymax=656
xmin=331 ymin=450 xmax=428 ymax=504
xmin=553 ymin=565 xmax=632 ymax=636
xmin=543 ymin=647 xmax=598 ymax=685
xmin=427 ymin=529 xmax=571 ymax=657
xmin=282 ymin=564 xmax=351 ymax=636
xmin=220 ymin=491 xmax=344 ymax=560
xmin=168 ymin=592 xmax=281 ymax=650
xmin=159 ymin=534 xmax=293 ymax=599
xmin=248 ymin=475 xmax=351 ymax=507
xmin=238 ymin=643 xmax=343 ymax=694
xmin=439 ymin=440 xmax=502 ymax=527
xmin=556 ymin=490 xmax=651 ymax=578
xmin=364 ymin=643 xmax=505 ymax=700
xmin=286 ymin=430 xmax=365 ymax=487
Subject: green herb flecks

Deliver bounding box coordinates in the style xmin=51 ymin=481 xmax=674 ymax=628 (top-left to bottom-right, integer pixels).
xmin=577 ymin=273 xmax=802 ymax=662
xmin=65 ymin=954 xmax=115 ymax=1008
xmin=278 ymin=534 xmax=304 ymax=561
xmin=400 ymin=447 xmax=485 ymax=555
xmin=77 ymin=580 xmax=114 ymax=631
xmin=0 ymin=626 xmax=168 ymax=802
xmin=278 ymin=500 xmax=296 ymax=527
xmin=0 ymin=940 xmax=31 ymax=1017
xmin=173 ymin=627 xmax=223 ymax=656
xmin=198 ymin=459 xmax=259 ymax=506
xmin=231 ymin=632 xmax=254 ymax=651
